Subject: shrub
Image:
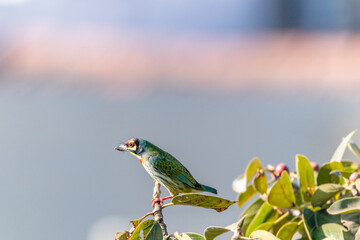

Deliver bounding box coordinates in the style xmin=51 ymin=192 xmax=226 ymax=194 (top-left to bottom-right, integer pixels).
xmin=116 ymin=130 xmax=360 ymax=240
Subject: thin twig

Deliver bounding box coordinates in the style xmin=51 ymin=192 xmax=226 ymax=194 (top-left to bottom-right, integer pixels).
xmin=162 ymin=203 xmax=174 ymax=209
xmin=274 ymin=211 xmax=289 ymax=224
xmin=153 ymin=182 xmax=169 ymax=240
xmin=133 ymin=211 xmax=154 ymax=228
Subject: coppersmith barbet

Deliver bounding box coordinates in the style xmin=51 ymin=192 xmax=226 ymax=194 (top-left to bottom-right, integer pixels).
xmin=115 ymin=138 xmax=217 ymax=204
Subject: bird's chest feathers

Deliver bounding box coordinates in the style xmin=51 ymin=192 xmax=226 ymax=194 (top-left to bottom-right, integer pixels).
xmin=129 ymin=152 xmax=145 ymax=165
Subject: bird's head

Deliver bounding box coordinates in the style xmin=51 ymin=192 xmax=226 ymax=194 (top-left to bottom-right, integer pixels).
xmin=115 ymin=138 xmax=145 ymax=159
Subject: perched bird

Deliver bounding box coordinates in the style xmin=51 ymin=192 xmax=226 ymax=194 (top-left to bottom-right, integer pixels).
xmin=115 ymin=138 xmax=217 ymax=204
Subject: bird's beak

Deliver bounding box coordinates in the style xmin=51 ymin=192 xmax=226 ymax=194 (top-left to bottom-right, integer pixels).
xmin=114 ymin=144 xmax=127 ymax=151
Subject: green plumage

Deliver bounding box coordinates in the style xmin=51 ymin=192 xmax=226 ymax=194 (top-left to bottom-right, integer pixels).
xmin=117 ymin=138 xmax=217 ymax=196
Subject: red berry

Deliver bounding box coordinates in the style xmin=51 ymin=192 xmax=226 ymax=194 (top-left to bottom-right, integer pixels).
xmin=310 ymin=162 xmax=320 ymax=172
xmin=349 ymin=172 xmax=360 ymax=183
xmin=274 ymin=163 xmax=289 ymax=176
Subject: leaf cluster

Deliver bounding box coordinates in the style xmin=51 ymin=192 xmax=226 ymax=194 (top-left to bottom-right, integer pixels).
xmin=231 ymin=130 xmax=360 ymax=240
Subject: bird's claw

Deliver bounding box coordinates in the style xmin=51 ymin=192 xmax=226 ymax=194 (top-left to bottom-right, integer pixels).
xmin=152 ymin=196 xmax=173 ymax=207
xmin=152 ymin=198 xmax=162 ymax=207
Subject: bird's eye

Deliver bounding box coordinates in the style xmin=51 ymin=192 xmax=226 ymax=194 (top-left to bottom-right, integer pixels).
xmin=128 ymin=142 xmax=135 ymax=148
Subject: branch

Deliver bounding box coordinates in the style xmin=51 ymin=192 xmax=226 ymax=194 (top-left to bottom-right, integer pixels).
xmin=231 ymin=215 xmax=246 ymax=240
xmin=153 ymin=182 xmax=169 ymax=240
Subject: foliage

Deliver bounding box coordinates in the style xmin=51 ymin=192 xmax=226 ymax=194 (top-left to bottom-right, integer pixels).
xmin=116 ymin=130 xmax=360 ymax=240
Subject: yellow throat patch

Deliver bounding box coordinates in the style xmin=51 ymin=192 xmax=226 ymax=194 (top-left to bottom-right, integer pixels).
xmin=129 ymin=152 xmax=144 ymax=165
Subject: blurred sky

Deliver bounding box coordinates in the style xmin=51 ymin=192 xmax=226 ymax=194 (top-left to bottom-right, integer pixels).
xmin=1 ymin=1 xmax=360 ymax=240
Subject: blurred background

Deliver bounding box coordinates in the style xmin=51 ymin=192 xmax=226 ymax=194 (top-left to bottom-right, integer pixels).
xmin=1 ymin=0 xmax=360 ymax=239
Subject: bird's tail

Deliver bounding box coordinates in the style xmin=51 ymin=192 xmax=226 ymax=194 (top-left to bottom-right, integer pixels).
xmin=201 ymin=184 xmax=217 ymax=194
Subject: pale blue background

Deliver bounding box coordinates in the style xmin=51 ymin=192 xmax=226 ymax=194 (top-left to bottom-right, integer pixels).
xmin=1 ymin=0 xmax=360 ymax=239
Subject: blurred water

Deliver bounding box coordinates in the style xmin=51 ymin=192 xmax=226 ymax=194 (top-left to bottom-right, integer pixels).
xmin=0 ymin=85 xmax=359 ymax=239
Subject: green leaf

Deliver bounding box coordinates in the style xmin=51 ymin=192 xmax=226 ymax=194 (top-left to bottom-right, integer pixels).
xmin=174 ymin=232 xmax=205 ymax=240
xmin=327 ymin=197 xmax=360 ymax=214
xmin=349 ymin=140 xmax=360 ymax=159
xmin=265 ymin=210 xmax=280 ymax=223
xmin=311 ymin=183 xmax=345 ymax=207
xmin=294 ymin=191 xmax=303 ymax=207
xmin=267 ymin=171 xmax=296 ymax=208
xmin=130 ymin=215 xmax=150 ymax=229
xmin=239 ymin=198 xmax=264 ymax=234
xmin=253 ymin=172 xmax=267 ymax=194
xmin=237 ymin=185 xmax=256 ymax=208
xmin=253 ymin=221 xmax=275 ymax=232
xmin=233 ymin=158 xmax=262 ymax=193
xmin=246 ymin=157 xmax=263 ymax=182
xmin=203 ymin=226 xmax=230 ymax=240
xmin=249 ymin=230 xmax=280 ymax=240
xmin=171 ymin=194 xmax=236 ymax=212
xmin=331 ymin=168 xmax=357 ymax=179
xmin=272 ymin=214 xmax=293 ymax=236
xmin=245 ymin=202 xmax=274 ymax=236
xmin=129 ymin=219 xmax=162 ymax=240
xmin=276 ymin=222 xmax=298 ymax=240
xmin=115 ymin=231 xmax=129 ymax=240
xmin=331 ymin=130 xmax=357 ymax=162
xmin=130 ymin=219 xmax=142 ymax=229
xmin=341 ymin=160 xmax=360 ymax=168
xmin=317 ymin=161 xmax=344 ymax=185
xmin=318 ymin=223 xmax=346 ymax=240
xmin=296 ymin=155 xmax=316 ymax=202
xmin=342 ymin=167 xmax=357 ymax=178
xmin=304 ymin=208 xmax=341 ymax=239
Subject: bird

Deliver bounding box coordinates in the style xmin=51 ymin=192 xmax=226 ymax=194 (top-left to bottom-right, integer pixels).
xmin=115 ymin=138 xmax=217 ymax=205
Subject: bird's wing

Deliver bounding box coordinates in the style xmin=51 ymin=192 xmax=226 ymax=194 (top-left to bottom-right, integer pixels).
xmin=149 ymin=151 xmax=200 ymax=188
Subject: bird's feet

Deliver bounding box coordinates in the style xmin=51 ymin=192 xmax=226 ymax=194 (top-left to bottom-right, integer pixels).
xmin=152 ymin=196 xmax=173 ymax=207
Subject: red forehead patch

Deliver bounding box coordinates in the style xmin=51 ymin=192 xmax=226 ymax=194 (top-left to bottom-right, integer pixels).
xmin=126 ymin=138 xmax=135 ymax=144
